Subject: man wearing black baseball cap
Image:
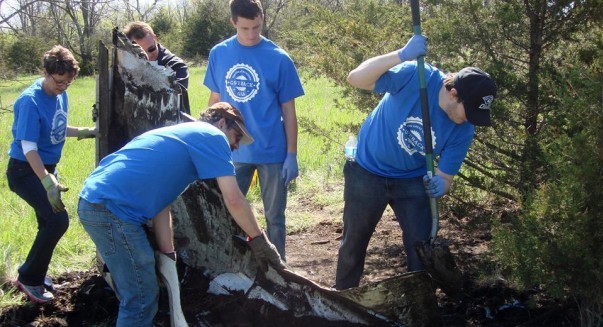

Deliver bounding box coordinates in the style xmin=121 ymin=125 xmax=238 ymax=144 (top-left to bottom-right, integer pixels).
xmin=77 ymin=102 xmax=283 ymax=325
xmin=452 ymin=67 xmax=497 ymax=126
xmin=334 ymin=34 xmax=497 ymax=290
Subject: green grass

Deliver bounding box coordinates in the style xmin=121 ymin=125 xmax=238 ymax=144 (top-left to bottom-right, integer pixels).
xmin=0 ymin=66 xmax=365 ymax=306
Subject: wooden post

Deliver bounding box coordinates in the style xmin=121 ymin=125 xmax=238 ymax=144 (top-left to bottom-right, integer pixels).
xmin=96 ymin=40 xmax=110 ymax=164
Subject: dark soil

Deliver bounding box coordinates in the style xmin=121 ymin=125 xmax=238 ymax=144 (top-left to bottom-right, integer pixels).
xmin=0 ymin=209 xmax=578 ymax=326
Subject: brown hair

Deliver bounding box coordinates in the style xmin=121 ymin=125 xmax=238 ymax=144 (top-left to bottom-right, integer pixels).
xmin=200 ymin=102 xmax=254 ymax=144
xmin=229 ymin=0 xmax=263 ymax=21
xmin=443 ymin=72 xmax=461 ymax=103
xmin=43 ymin=45 xmax=79 ymax=77
xmin=123 ymin=21 xmax=154 ymax=40
xmin=200 ymin=102 xmax=243 ymax=126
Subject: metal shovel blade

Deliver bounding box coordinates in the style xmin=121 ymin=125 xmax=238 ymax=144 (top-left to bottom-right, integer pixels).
xmin=415 ymin=239 xmax=462 ymax=297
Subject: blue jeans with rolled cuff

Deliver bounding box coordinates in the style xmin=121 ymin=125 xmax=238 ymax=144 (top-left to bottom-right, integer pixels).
xmin=77 ymin=198 xmax=158 ymax=327
xmin=6 ymin=158 xmax=69 ymax=286
xmin=334 ymin=161 xmax=431 ymax=290
xmin=235 ymin=162 xmax=287 ymax=260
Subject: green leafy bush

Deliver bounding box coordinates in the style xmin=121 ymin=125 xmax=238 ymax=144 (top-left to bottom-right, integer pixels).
xmin=181 ymin=1 xmax=232 ymax=59
xmin=492 ymin=36 xmax=603 ymax=317
xmin=5 ymin=36 xmax=46 ymax=74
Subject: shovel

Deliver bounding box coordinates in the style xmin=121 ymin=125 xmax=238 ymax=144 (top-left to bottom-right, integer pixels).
xmin=409 ymin=0 xmax=463 ymax=297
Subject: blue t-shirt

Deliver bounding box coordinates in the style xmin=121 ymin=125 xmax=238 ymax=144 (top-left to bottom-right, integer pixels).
xmin=9 ymin=79 xmax=69 ymax=164
xmin=204 ymin=36 xmax=305 ymax=163
xmin=356 ymin=62 xmax=474 ymax=178
xmin=79 ymin=122 xmax=235 ymax=225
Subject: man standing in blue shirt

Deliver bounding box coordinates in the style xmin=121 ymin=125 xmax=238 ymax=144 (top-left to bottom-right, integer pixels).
xmin=334 ymin=35 xmax=497 ymax=290
xmin=77 ymin=102 xmax=284 ymax=326
xmin=204 ymin=0 xmax=305 ymax=260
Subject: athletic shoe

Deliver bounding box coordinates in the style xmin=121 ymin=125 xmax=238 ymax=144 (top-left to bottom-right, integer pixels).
xmin=15 ymin=280 xmax=54 ymax=303
xmin=43 ymin=275 xmax=55 ymax=292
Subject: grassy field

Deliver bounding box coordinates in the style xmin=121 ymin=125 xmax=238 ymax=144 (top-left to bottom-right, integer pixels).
xmin=0 ymin=66 xmax=364 ymax=305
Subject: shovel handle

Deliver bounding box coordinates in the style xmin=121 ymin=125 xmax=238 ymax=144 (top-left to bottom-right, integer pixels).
xmin=410 ymin=0 xmax=439 ymax=243
xmin=427 ymin=172 xmax=438 ymax=242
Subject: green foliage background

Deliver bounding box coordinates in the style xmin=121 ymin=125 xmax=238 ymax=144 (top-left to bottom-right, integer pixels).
xmin=180 ymin=0 xmax=232 ymax=60
xmin=4 ymin=36 xmax=47 ymax=75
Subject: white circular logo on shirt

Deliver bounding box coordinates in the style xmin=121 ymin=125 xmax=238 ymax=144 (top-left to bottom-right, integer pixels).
xmin=51 ymin=108 xmax=68 ymax=145
xmin=397 ymin=116 xmax=436 ymax=156
xmin=225 ymin=63 xmax=260 ymax=103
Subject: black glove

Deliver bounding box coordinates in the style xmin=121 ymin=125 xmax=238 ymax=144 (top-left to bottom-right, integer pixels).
xmin=248 ymin=232 xmax=286 ymax=272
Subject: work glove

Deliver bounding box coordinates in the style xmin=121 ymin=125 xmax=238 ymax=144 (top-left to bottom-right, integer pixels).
xmin=77 ymin=127 xmax=97 ymax=140
xmin=397 ymin=34 xmax=428 ymax=62
xmin=281 ymin=152 xmax=299 ymax=186
xmin=248 ymin=232 xmax=286 ymax=272
xmin=423 ymin=174 xmax=446 ymax=198
xmin=156 ymin=252 xmax=177 ymax=273
xmin=41 ymin=174 xmax=68 ymax=213
xmin=160 ymin=251 xmax=177 ymax=261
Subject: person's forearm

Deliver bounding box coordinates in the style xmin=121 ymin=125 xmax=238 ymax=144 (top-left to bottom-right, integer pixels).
xmin=281 ymin=100 xmax=298 ymax=153
xmin=66 ymin=126 xmax=78 ymax=137
xmin=216 ymin=176 xmax=262 ymax=238
xmin=153 ymin=207 xmax=175 ymax=253
xmin=67 ymin=125 xmax=97 ymax=140
xmin=347 ymin=51 xmax=401 ymax=90
xmin=226 ymin=199 xmax=263 ymax=239
xmin=435 ymin=168 xmax=454 ymax=194
xmin=24 ymin=150 xmax=50 ymax=180
xmin=208 ymin=91 xmax=221 ymax=106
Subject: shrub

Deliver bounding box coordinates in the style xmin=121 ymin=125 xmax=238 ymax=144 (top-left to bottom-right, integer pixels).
xmin=492 ymin=37 xmax=603 ymax=319
xmin=5 ymin=35 xmax=46 ymax=74
xmin=181 ymin=1 xmax=232 ymax=59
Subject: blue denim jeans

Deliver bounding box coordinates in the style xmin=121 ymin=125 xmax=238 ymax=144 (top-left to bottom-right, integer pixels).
xmin=235 ymin=162 xmax=287 ymax=260
xmin=6 ymin=158 xmax=69 ymax=286
xmin=77 ymin=198 xmax=158 ymax=327
xmin=335 ymin=161 xmax=431 ymax=290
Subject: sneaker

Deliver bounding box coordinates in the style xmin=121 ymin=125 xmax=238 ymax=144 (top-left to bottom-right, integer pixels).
xmin=43 ymin=276 xmax=55 ymax=292
xmin=15 ymin=280 xmax=54 ymax=303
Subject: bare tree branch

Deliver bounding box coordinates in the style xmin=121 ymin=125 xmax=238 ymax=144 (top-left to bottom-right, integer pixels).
xmin=0 ymin=0 xmax=41 ymax=27
xmin=121 ymin=0 xmax=158 ymax=21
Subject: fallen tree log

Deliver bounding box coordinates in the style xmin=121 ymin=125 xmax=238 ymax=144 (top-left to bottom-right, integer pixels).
xmin=171 ymin=184 xmax=402 ymax=326
xmin=95 ymin=28 xmax=440 ymax=327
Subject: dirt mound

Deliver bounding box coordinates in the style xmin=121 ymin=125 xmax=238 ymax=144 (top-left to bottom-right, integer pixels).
xmin=1 ymin=271 xmax=118 ymax=326
xmin=1 ymin=212 xmax=577 ymax=326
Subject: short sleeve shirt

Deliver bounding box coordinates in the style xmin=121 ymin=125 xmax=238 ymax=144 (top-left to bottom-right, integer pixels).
xmin=79 ymin=122 xmax=235 ymax=225
xmin=356 ymin=62 xmax=474 ymax=178
xmin=9 ymin=79 xmax=68 ymax=164
xmin=204 ymin=36 xmax=305 ymax=163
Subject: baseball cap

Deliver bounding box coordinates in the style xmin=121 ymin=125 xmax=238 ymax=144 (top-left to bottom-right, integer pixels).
xmin=454 ymin=67 xmax=497 ymax=126
xmin=205 ymin=102 xmax=254 ymax=145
